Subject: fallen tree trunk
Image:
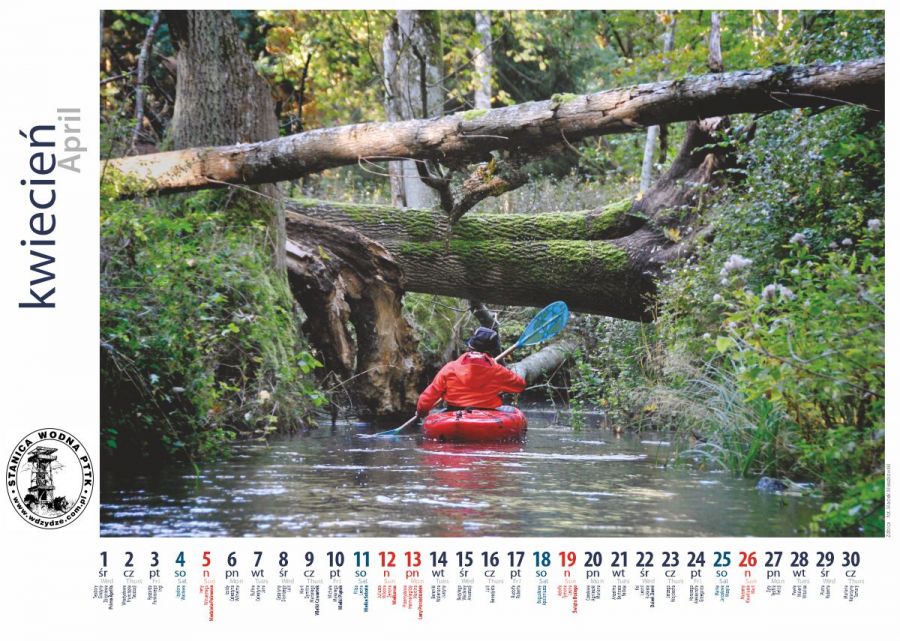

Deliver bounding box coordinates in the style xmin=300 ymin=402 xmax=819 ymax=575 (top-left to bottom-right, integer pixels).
xmin=286 ymin=117 xmax=730 ymax=321
xmin=286 ymin=198 xmax=649 ymax=317
xmin=382 ymin=236 xmax=650 ymax=319
xmin=281 ymin=109 xmax=733 ymax=413
xmin=281 ymin=208 xmax=653 ymax=319
xmin=510 ymin=340 xmax=578 ymax=384
xmin=287 ymin=196 xmax=644 ymax=242
xmin=104 ymin=58 xmax=883 ymax=195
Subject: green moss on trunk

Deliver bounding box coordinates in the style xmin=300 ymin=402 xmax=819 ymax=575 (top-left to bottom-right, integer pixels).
xmin=290 ymin=197 xmax=640 ymax=243
xmin=460 ymin=108 xmax=488 ymax=121
xmin=396 ymin=239 xmax=630 ymax=284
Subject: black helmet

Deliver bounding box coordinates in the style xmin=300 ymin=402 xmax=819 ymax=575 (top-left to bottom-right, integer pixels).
xmin=465 ymin=326 xmax=501 ymax=357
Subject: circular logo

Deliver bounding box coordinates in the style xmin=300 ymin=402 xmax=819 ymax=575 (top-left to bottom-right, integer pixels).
xmin=6 ymin=429 xmax=93 ymax=529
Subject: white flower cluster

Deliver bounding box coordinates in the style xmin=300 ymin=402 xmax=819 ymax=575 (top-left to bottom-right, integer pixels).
xmin=789 ymin=232 xmax=807 ymax=245
xmin=867 ymin=219 xmax=881 ymax=232
xmin=720 ymin=254 xmax=753 ymax=276
xmin=762 ymin=283 xmax=796 ymax=302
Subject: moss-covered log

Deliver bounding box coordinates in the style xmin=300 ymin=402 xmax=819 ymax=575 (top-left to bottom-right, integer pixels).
xmin=104 ymin=58 xmax=883 ymax=195
xmin=388 ymin=238 xmax=648 ymax=320
xmin=287 ymin=197 xmax=644 ymax=243
xmin=284 ymin=206 xmax=652 ymax=319
xmin=288 ymin=112 xmax=736 ymax=321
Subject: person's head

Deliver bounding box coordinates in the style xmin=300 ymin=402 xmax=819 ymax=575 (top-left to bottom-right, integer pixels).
xmin=465 ymin=326 xmax=501 ymax=357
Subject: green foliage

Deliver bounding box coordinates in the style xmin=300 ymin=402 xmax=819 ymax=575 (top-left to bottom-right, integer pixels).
xmin=568 ymin=318 xmax=661 ymax=429
xmin=570 ymin=92 xmax=884 ymax=535
xmin=100 ymin=187 xmax=325 ymax=465
xmin=256 ymin=10 xmax=391 ymax=131
xmin=810 ymin=475 xmax=884 ymax=536
xmin=655 ymin=103 xmax=884 ymax=535
xmin=488 ymin=11 xmax=614 ymax=105
xmin=685 ymin=378 xmax=791 ymax=479
xmin=402 ymin=294 xmax=472 ymax=369
xmin=718 ymin=232 xmax=884 ymax=439
xmin=600 ymin=10 xmax=883 ymax=85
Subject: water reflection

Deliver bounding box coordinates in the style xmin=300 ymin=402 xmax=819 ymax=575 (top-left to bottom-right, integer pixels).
xmin=101 ymin=408 xmax=820 ymax=537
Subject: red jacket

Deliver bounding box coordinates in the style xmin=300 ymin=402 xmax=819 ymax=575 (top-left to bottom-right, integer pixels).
xmin=417 ymin=351 xmax=526 ymax=413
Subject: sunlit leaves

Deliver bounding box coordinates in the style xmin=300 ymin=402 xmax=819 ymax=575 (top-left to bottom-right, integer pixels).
xmin=256 ymin=10 xmax=392 ymax=130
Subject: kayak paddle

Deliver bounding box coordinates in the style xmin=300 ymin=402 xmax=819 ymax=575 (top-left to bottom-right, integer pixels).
xmin=372 ymin=301 xmax=570 ymax=437
xmin=495 ymin=300 xmax=569 ymax=361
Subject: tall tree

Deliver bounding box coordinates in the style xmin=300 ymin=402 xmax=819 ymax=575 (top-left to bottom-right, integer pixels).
xmin=468 ymin=10 xmax=496 ymax=339
xmin=473 ymin=10 xmax=493 ymax=110
xmin=128 ymin=11 xmax=160 ymax=154
xmin=639 ymin=10 xmax=676 ymax=194
xmin=383 ymin=10 xmax=444 ymax=208
xmin=166 ymin=10 xmax=421 ymax=417
xmin=167 ymin=12 xmax=277 ymax=149
xmin=166 ymin=10 xmax=287 ymax=270
xmin=708 ymin=11 xmax=724 ymax=72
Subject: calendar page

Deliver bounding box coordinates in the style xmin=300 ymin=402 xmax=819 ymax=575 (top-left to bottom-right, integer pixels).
xmin=0 ymin=2 xmax=894 ymax=639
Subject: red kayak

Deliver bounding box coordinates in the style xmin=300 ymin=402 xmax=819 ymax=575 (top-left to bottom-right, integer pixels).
xmin=422 ymin=407 xmax=527 ymax=443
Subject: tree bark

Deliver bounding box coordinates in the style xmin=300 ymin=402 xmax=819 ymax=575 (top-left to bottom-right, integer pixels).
xmin=381 ymin=21 xmax=404 ymax=205
xmin=284 ymin=215 xmax=422 ymax=417
xmin=287 ymin=196 xmax=644 ymax=244
xmin=284 ymin=197 xmax=652 ymax=319
xmin=639 ymin=124 xmax=661 ymax=194
xmin=165 ymin=10 xmax=286 ymax=270
xmin=294 ymin=228 xmax=653 ymax=320
xmin=167 ymin=11 xmax=278 ymax=148
xmin=509 ymin=340 xmax=577 ymax=384
xmin=105 ymin=57 xmax=884 ymax=195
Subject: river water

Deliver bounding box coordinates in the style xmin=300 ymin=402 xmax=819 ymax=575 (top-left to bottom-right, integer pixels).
xmin=101 ymin=407 xmax=819 ymax=537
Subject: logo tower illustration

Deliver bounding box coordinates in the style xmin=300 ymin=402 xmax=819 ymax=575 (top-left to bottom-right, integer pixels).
xmin=27 ymin=446 xmax=58 ymax=508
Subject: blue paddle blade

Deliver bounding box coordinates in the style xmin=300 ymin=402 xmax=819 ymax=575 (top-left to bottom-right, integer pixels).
xmin=516 ymin=301 xmax=569 ymax=347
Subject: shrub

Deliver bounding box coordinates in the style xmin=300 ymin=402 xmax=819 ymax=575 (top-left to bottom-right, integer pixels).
xmin=101 ymin=187 xmax=325 ymax=466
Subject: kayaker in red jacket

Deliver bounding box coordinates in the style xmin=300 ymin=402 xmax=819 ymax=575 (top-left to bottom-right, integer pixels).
xmin=416 ymin=327 xmax=526 ymax=417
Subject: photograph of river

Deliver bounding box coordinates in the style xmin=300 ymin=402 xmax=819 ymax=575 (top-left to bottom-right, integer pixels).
xmin=100 ymin=9 xmax=883 ymax=539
